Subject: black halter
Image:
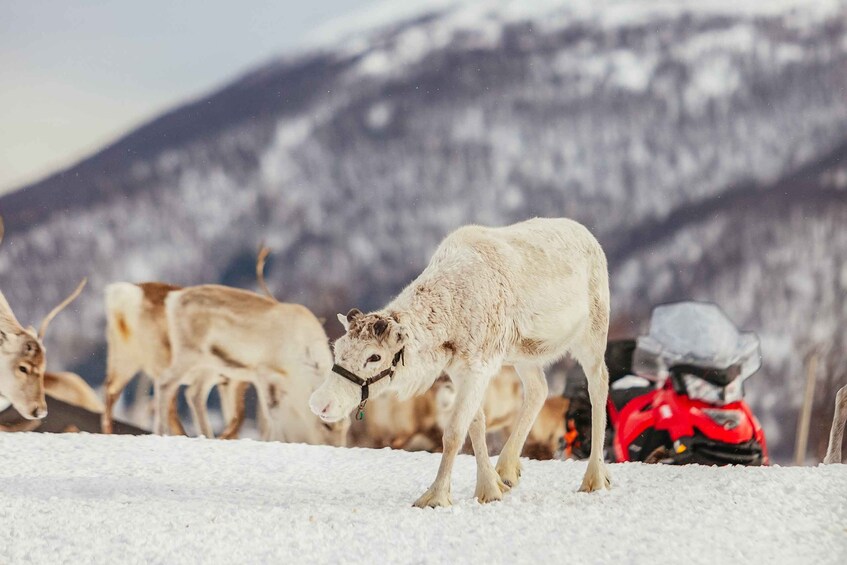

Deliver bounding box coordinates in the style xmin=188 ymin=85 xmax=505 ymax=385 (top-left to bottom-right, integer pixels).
xmin=332 ymin=348 xmax=405 ymax=420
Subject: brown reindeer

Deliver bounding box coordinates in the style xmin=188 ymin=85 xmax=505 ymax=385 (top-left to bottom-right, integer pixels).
xmin=0 ymin=279 xmax=87 ymax=420
xmin=102 ymin=246 xmax=280 ymax=437
xmin=153 ymin=284 xmax=348 ymax=446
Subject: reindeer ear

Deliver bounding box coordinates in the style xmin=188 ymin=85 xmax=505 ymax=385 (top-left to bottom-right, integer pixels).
xmin=337 ymin=313 xmax=349 ymax=331
xmin=339 ymin=308 xmax=363 ymax=331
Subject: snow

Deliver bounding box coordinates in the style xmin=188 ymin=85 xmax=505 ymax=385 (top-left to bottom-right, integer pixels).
xmin=1 ymin=434 xmax=844 ymax=564
xmin=683 ymin=55 xmax=742 ymax=112
xmin=314 ymin=0 xmax=842 ymax=61
xmin=365 ymin=102 xmax=394 ymax=131
xmin=311 ymin=0 xmax=847 ymax=99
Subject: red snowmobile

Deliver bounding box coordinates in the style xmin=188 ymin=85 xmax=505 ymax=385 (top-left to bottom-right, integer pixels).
xmin=568 ymin=302 xmax=769 ymax=465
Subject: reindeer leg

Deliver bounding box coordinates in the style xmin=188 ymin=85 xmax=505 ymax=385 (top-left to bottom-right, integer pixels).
xmin=496 ymin=363 xmax=547 ymax=488
xmin=154 ymin=366 xmax=185 ymax=436
xmin=414 ymin=365 xmax=494 ymax=508
xmin=102 ymin=353 xmax=138 ymax=435
xmin=470 ymin=407 xmax=509 ymax=503
xmin=219 ymin=380 xmax=248 ymax=440
xmin=572 ymin=341 xmax=612 ymax=492
xmin=253 ymin=377 xmax=280 ymax=441
xmin=186 ymin=373 xmax=216 ymax=438
xmin=167 ymin=387 xmax=186 ymax=436
xmin=102 ymin=391 xmax=117 ymax=435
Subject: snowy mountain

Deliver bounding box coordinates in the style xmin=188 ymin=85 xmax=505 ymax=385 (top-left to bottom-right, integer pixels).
xmin=1 ymin=0 xmax=846 ymax=458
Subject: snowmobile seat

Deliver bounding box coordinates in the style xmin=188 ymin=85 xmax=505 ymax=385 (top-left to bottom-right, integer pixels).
xmin=605 ymin=339 xmax=636 ymax=384
xmin=609 ymin=385 xmax=653 ymax=413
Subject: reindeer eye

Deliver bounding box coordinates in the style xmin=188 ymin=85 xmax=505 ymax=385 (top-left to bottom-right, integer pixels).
xmin=18 ymin=365 xmax=29 ymax=375
xmin=367 ymin=354 xmax=381 ymax=364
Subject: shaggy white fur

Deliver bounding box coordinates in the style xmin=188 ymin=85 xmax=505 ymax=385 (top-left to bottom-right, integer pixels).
xmin=310 ymin=217 xmax=612 ymax=507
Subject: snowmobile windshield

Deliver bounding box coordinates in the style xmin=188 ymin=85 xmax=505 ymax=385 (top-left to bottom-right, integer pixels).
xmin=633 ymin=302 xmax=761 ymax=382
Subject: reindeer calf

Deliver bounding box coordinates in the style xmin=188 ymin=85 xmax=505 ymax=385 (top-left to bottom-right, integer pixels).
xmin=311 ymin=218 xmax=611 ymax=507
xmin=155 ymin=285 xmax=348 ymax=445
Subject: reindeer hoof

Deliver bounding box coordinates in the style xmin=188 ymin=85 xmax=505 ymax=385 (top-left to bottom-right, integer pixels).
xmin=495 ymin=459 xmax=522 ymax=489
xmin=474 ymin=473 xmax=509 ymax=504
xmin=413 ymin=488 xmax=452 ymax=508
xmin=579 ymin=460 xmax=611 ymax=492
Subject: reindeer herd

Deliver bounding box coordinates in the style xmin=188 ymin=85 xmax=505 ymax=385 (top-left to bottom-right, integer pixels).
xmin=0 ymin=216 xmax=570 ymax=462
xmin=0 ymin=216 xmax=844 ymax=507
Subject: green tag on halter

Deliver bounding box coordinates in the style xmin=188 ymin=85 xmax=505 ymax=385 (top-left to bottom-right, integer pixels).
xmin=356 ymin=408 xmax=365 ymax=421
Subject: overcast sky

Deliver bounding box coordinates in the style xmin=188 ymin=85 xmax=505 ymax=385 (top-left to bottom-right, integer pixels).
xmin=0 ymin=0 xmax=379 ymax=194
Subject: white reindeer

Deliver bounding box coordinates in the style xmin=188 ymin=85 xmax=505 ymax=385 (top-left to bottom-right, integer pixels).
xmin=153 ymin=284 xmax=349 ymax=446
xmin=823 ymin=384 xmax=846 ymax=464
xmin=0 ymin=279 xmax=87 ymax=420
xmin=310 ymin=217 xmax=611 ymax=507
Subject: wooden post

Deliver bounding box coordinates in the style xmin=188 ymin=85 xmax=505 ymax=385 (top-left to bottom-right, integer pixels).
xmin=794 ymin=353 xmax=818 ymax=466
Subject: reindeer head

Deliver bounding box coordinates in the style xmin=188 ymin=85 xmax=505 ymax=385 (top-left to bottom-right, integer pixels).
xmin=0 ymin=279 xmax=86 ymax=419
xmin=0 ymin=323 xmax=46 ymax=419
xmin=309 ymin=308 xmax=408 ymax=422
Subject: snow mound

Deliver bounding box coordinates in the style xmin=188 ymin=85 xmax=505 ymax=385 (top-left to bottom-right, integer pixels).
xmin=0 ymin=434 xmax=844 ymax=563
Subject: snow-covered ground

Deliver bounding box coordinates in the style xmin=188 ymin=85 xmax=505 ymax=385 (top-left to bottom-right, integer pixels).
xmin=0 ymin=434 xmax=844 ymax=564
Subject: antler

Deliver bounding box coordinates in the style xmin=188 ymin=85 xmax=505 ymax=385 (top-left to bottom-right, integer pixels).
xmin=0 ymin=215 xmax=5 ymax=245
xmin=38 ymin=278 xmax=87 ymax=339
xmin=256 ymin=245 xmax=277 ymax=301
